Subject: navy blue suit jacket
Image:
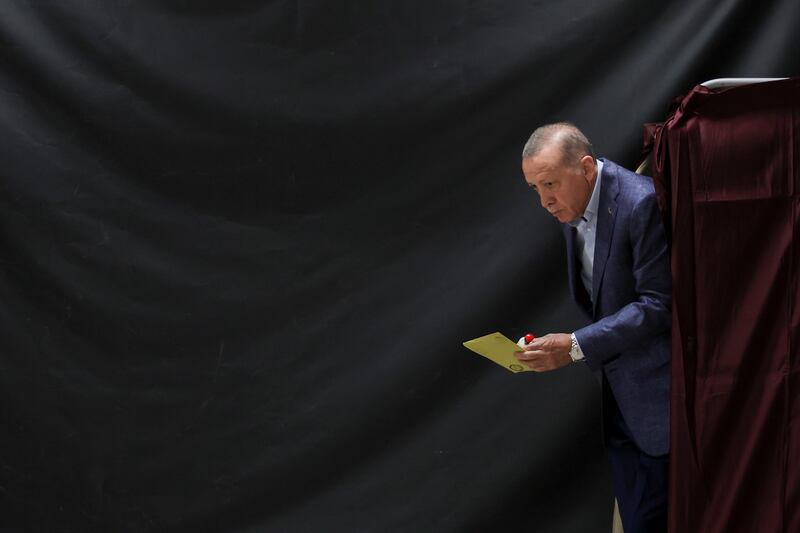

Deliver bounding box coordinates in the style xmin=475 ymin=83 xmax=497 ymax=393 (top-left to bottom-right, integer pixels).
xmin=564 ymin=159 xmax=671 ymax=456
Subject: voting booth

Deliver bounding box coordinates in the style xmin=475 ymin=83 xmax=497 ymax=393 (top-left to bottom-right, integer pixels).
xmin=647 ymin=77 xmax=799 ymax=533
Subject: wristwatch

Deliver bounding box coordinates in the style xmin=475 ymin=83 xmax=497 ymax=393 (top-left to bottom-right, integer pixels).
xmin=569 ymin=333 xmax=584 ymax=362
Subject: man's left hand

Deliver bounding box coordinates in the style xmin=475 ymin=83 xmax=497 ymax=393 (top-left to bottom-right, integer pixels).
xmin=514 ymin=333 xmax=572 ymax=372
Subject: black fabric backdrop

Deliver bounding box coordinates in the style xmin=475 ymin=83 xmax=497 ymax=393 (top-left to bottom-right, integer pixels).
xmin=1 ymin=1 xmax=798 ymax=532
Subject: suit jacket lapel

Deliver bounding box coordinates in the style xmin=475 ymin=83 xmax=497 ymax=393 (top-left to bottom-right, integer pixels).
xmin=591 ymin=160 xmax=620 ymax=315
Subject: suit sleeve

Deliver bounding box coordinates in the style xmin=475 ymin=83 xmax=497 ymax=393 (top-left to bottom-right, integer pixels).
xmin=573 ymin=191 xmax=671 ymax=371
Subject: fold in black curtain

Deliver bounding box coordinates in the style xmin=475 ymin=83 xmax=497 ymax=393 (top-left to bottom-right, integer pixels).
xmin=1 ymin=1 xmax=800 ymax=532
xmin=652 ymin=78 xmax=800 ymax=533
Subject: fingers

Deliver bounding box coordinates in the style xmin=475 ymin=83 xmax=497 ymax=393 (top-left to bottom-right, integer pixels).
xmin=526 ymin=335 xmax=549 ymax=349
xmin=521 ymin=358 xmax=551 ymax=372
xmin=514 ymin=350 xmax=543 ymax=373
xmin=514 ymin=349 xmax=557 ymax=372
xmin=514 ymin=333 xmax=565 ymax=372
xmin=518 ymin=332 xmax=555 ymax=349
xmin=514 ymin=348 xmax=545 ymax=361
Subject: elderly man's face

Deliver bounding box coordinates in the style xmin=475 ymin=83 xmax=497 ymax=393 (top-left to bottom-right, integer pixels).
xmin=522 ymin=146 xmax=597 ymax=224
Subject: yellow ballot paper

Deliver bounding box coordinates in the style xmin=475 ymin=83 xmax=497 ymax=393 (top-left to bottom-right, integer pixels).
xmin=463 ymin=332 xmax=530 ymax=373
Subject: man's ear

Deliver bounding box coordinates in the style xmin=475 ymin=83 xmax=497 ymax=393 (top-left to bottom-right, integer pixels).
xmin=579 ymin=155 xmax=596 ymax=182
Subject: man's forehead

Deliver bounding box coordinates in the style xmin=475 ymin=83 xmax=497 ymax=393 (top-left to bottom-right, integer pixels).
xmin=523 ymin=152 xmax=565 ymax=176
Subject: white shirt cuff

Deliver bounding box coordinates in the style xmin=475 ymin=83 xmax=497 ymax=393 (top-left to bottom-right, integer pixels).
xmin=570 ymin=333 xmax=585 ymax=362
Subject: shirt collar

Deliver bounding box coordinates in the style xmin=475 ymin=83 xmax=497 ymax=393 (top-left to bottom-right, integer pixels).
xmin=585 ymin=159 xmax=603 ymax=222
xmin=568 ymin=158 xmax=603 ymax=226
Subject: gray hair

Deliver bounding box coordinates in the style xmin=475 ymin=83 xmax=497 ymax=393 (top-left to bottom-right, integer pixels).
xmin=521 ymin=122 xmax=595 ymax=164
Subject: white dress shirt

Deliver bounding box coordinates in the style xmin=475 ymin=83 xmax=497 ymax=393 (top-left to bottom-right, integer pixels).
xmin=567 ymin=159 xmax=603 ymax=361
xmin=569 ymin=158 xmax=603 ymax=297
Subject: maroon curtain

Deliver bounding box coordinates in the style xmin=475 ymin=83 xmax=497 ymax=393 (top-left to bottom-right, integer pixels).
xmin=651 ymin=78 xmax=800 ymax=533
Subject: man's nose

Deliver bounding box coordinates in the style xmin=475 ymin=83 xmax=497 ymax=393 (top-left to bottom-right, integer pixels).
xmin=539 ymin=192 xmax=554 ymax=209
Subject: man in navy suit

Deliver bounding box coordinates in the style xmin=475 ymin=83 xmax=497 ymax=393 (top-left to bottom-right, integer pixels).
xmin=515 ymin=123 xmax=671 ymax=533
